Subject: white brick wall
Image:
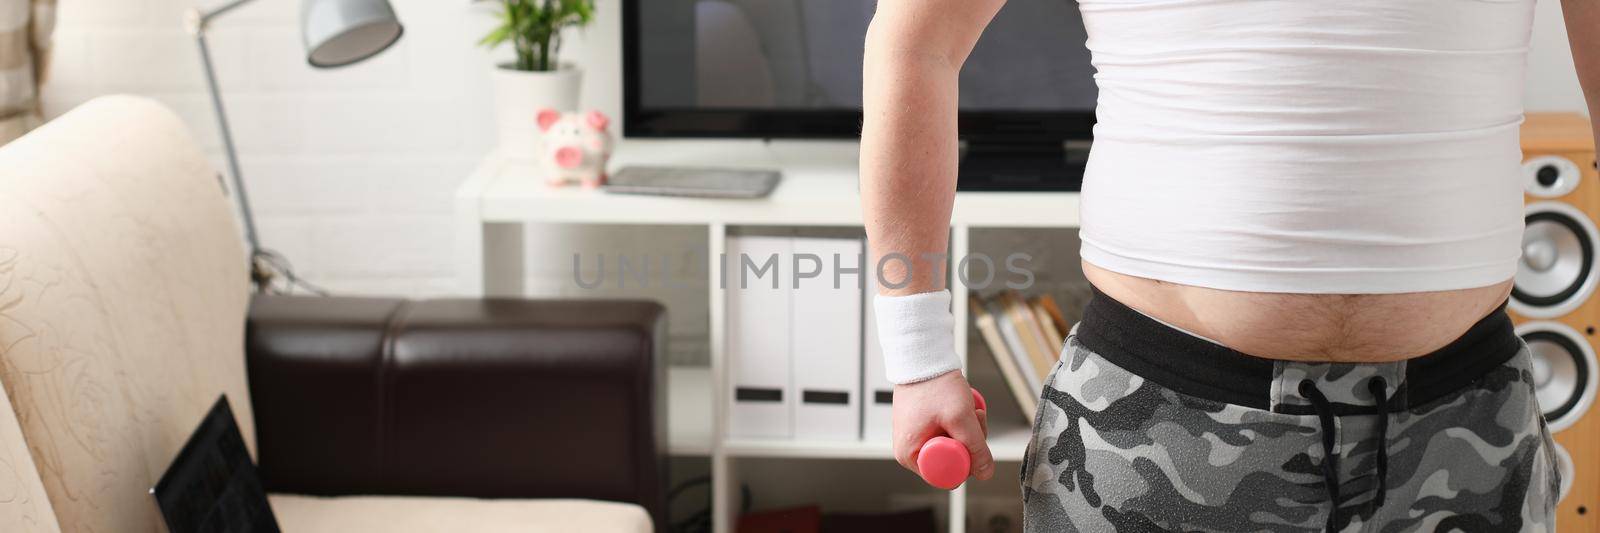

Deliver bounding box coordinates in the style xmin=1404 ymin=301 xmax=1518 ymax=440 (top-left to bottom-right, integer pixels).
xmin=43 ymin=0 xmax=510 ymax=297
xmin=36 ymin=0 xmax=1590 ymax=365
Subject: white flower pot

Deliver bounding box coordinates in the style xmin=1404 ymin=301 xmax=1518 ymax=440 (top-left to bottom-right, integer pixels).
xmin=491 ymin=64 xmax=582 ymax=161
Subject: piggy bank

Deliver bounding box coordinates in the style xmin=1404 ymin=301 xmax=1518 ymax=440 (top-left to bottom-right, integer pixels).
xmin=536 ymin=108 xmax=614 ymax=189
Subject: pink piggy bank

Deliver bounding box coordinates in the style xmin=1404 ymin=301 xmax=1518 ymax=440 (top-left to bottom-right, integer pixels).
xmin=536 ymin=108 xmax=614 ymax=189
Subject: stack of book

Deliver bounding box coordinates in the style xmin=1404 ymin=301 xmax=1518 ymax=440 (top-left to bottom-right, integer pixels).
xmin=970 ymin=290 xmax=1071 ymax=423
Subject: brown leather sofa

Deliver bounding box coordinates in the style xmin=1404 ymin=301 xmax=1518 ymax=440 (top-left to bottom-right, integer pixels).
xmin=247 ymin=296 xmax=668 ymax=529
xmin=0 ymin=95 xmax=666 ymax=532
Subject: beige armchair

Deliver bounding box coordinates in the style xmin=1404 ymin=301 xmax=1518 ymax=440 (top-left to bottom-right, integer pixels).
xmin=0 ymin=96 xmax=653 ymax=532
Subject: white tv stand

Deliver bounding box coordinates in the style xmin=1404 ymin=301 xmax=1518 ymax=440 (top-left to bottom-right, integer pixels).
xmin=455 ymin=140 xmax=1081 ymax=533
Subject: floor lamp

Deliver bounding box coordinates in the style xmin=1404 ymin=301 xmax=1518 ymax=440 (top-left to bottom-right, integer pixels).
xmin=185 ymin=0 xmax=404 ymax=293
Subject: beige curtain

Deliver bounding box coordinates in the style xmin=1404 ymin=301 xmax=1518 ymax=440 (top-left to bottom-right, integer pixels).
xmin=1 ymin=0 xmax=53 ymax=146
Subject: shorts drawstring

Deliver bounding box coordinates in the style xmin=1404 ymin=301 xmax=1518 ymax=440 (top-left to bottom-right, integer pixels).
xmin=1368 ymin=377 xmax=1391 ymax=509
xmin=1299 ymin=380 xmax=1343 ymax=531
xmin=1300 ymin=377 xmax=1393 ymax=532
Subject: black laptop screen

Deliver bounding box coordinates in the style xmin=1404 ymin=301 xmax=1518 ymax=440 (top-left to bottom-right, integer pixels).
xmin=152 ymin=396 xmax=280 ymax=533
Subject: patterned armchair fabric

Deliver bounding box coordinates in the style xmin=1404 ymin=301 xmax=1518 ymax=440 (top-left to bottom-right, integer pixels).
xmin=0 ymin=95 xmax=254 ymax=532
xmin=1 ymin=0 xmax=54 ymax=145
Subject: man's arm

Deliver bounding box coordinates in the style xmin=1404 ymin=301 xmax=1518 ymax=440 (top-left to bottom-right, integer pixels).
xmin=862 ymin=0 xmax=1005 ymax=481
xmin=1566 ymin=0 xmax=1600 ymax=140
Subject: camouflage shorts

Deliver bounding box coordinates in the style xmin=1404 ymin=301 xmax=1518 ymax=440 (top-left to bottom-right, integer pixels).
xmin=1021 ymin=291 xmax=1562 ymax=532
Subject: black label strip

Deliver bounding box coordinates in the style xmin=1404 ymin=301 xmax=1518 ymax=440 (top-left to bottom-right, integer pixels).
xmin=802 ymin=390 xmax=850 ymax=405
xmin=735 ymin=388 xmax=783 ymax=402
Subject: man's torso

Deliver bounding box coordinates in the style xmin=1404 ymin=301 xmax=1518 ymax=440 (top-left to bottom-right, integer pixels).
xmin=1075 ymin=0 xmax=1538 ymax=360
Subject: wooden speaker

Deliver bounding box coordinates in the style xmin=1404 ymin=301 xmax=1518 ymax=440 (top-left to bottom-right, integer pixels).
xmin=1514 ymin=113 xmax=1600 ymax=531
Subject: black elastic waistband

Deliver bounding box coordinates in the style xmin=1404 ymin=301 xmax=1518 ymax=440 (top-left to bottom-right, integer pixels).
xmin=1075 ymin=286 xmax=1522 ymax=411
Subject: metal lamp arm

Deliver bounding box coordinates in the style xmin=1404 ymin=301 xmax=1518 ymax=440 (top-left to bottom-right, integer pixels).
xmin=190 ymin=0 xmax=259 ymax=29
xmin=181 ymin=0 xmax=392 ymax=295
xmin=185 ymin=0 xmax=266 ymax=287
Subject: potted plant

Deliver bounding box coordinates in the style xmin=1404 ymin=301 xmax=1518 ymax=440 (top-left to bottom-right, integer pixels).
xmin=479 ymin=0 xmax=596 ymax=160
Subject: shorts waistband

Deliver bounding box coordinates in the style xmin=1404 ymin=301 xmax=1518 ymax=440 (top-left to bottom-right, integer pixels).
xmin=1074 ymin=286 xmax=1522 ymax=411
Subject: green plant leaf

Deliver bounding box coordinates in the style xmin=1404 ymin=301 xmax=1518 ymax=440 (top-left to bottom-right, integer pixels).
xmin=479 ymin=0 xmax=596 ymax=71
xmin=478 ymin=25 xmax=511 ymax=47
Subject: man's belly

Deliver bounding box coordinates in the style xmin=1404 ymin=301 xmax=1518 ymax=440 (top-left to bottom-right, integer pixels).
xmin=1083 ymin=261 xmax=1514 ymax=362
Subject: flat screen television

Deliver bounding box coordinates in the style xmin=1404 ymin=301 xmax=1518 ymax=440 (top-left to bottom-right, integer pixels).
xmin=623 ymin=0 xmax=1098 ymax=190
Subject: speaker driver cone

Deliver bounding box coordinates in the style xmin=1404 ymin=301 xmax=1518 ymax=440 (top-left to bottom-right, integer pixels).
xmin=1512 ymin=202 xmax=1600 ymax=319
xmin=1516 ymin=321 xmax=1598 ymax=432
xmin=1524 ymin=155 xmax=1583 ymax=198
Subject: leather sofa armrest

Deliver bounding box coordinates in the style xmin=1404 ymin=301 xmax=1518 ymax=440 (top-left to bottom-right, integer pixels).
xmin=245 ymin=295 xmax=668 ymax=529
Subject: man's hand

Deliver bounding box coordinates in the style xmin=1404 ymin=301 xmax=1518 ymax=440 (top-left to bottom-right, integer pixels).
xmin=893 ymin=370 xmax=993 ymax=481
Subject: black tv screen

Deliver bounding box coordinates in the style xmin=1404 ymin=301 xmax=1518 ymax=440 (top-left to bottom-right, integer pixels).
xmin=624 ymin=0 xmax=1098 ymax=139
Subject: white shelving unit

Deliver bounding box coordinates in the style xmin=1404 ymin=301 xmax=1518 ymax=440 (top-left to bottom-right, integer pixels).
xmin=456 ymin=140 xmax=1079 ymax=533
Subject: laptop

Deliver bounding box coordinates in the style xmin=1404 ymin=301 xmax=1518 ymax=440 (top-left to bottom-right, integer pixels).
xmin=152 ymin=396 xmax=280 ymax=533
xmin=605 ymin=166 xmax=781 ymax=199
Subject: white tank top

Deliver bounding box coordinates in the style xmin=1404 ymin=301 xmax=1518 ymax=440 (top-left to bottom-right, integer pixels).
xmin=1077 ymin=0 xmax=1537 ymax=293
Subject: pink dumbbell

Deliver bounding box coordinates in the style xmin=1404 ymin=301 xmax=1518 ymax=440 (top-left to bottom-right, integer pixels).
xmin=917 ymin=388 xmax=987 ymax=490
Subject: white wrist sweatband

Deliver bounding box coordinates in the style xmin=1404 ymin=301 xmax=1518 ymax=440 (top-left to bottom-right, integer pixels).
xmin=874 ymin=290 xmax=962 ymax=384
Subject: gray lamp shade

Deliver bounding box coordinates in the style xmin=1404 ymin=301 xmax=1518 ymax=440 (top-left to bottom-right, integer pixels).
xmin=301 ymin=0 xmax=404 ymax=68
